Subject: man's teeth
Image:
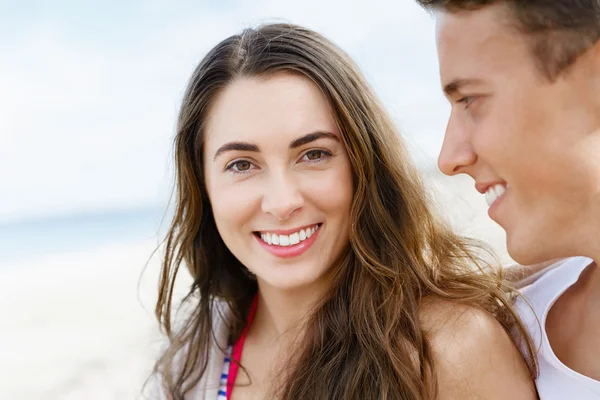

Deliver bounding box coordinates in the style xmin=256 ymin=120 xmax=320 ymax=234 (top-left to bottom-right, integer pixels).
xmin=260 ymin=225 xmax=319 ymax=247
xmin=485 ymin=184 xmax=507 ymax=207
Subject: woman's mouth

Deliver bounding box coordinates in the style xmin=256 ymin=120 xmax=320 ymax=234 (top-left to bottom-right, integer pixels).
xmin=253 ymin=223 xmax=322 ymax=258
xmin=255 ymin=223 xmax=321 ymax=246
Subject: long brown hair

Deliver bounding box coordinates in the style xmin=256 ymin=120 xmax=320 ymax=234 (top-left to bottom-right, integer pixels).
xmin=153 ymin=23 xmax=536 ymax=399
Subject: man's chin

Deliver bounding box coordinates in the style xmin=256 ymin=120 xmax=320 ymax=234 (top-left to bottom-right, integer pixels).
xmin=506 ymin=234 xmax=558 ymax=266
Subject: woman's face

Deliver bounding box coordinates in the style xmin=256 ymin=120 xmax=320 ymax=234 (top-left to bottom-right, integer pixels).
xmin=203 ymin=73 xmax=354 ymax=292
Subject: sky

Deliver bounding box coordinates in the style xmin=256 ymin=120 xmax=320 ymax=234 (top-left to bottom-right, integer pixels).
xmin=0 ymin=0 xmax=450 ymax=223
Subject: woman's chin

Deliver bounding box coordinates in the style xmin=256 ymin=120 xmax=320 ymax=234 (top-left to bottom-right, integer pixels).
xmin=256 ymin=267 xmax=328 ymax=293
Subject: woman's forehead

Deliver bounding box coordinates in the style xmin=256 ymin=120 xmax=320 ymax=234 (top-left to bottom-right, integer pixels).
xmin=204 ymin=74 xmax=339 ymax=150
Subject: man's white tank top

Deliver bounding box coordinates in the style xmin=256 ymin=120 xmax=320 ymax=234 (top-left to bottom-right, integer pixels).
xmin=516 ymin=256 xmax=600 ymax=399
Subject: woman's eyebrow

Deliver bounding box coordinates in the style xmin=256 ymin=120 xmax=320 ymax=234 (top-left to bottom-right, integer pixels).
xmin=213 ymin=142 xmax=260 ymax=161
xmin=213 ymin=130 xmax=338 ymax=161
xmin=289 ymin=131 xmax=339 ymax=149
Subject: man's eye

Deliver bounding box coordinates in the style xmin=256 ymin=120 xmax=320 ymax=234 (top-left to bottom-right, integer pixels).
xmin=457 ymin=96 xmax=476 ymax=109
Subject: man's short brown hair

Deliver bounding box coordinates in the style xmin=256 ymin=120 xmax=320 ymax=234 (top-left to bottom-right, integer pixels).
xmin=416 ymin=0 xmax=600 ymax=80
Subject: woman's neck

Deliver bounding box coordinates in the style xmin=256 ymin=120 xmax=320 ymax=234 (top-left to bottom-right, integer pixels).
xmin=250 ymin=278 xmax=329 ymax=344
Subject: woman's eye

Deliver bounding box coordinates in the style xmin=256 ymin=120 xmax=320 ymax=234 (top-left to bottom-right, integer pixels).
xmin=306 ymin=150 xmax=323 ymax=160
xmin=301 ymin=149 xmax=331 ymax=163
xmin=225 ymin=160 xmax=256 ymax=174
xmin=233 ymin=160 xmax=251 ymax=171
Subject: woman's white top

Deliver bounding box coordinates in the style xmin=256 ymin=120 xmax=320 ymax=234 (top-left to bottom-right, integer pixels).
xmin=516 ymin=256 xmax=600 ymax=399
xmin=150 ymin=304 xmax=230 ymax=399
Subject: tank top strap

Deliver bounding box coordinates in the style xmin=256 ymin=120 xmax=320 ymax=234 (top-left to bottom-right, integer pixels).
xmin=522 ymin=257 xmax=592 ymax=316
xmin=225 ymin=295 xmax=259 ymax=399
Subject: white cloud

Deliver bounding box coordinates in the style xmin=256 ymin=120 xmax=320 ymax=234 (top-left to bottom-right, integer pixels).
xmin=0 ymin=0 xmax=448 ymax=222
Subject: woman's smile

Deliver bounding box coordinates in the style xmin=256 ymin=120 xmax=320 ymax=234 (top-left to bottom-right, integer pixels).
xmin=254 ymin=223 xmax=322 ymax=258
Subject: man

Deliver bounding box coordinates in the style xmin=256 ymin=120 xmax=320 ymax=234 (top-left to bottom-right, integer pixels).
xmin=415 ymin=1 xmax=600 ymax=398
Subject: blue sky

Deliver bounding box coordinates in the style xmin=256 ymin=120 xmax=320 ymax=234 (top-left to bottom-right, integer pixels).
xmin=0 ymin=0 xmax=449 ymax=222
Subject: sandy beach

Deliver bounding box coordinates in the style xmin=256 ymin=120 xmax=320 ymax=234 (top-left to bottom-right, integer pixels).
xmin=0 ymin=241 xmax=171 ymax=400
xmin=0 ymin=171 xmax=511 ymax=400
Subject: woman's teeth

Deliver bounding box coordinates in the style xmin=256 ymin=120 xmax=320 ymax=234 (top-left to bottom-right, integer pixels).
xmin=485 ymin=184 xmax=507 ymax=207
xmin=260 ymin=225 xmax=320 ymax=247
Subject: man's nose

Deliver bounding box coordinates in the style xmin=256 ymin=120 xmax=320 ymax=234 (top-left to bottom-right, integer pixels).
xmin=438 ymin=116 xmax=477 ymax=176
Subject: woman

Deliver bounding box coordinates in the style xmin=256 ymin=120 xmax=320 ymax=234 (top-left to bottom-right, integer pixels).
xmin=150 ymin=23 xmax=537 ymax=399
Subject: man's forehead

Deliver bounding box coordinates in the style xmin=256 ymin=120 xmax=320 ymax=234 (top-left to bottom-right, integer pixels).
xmin=435 ymin=6 xmax=507 ymax=55
xmin=435 ymin=6 xmax=525 ymax=86
xmin=435 ymin=3 xmax=511 ymax=35
xmin=435 ymin=14 xmax=492 ymax=88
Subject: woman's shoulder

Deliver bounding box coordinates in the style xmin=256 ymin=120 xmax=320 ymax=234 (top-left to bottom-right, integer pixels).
xmin=420 ymin=297 xmax=501 ymax=341
xmin=419 ymin=298 xmax=537 ymax=399
xmin=420 ymin=298 xmax=508 ymax=371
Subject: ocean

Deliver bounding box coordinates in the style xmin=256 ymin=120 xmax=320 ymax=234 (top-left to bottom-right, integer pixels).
xmin=0 ymin=205 xmax=169 ymax=265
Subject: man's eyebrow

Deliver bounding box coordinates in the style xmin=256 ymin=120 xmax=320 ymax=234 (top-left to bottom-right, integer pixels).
xmin=213 ymin=142 xmax=259 ymax=161
xmin=443 ymin=78 xmax=484 ymax=97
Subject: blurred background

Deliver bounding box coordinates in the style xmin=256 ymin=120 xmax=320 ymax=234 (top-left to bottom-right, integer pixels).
xmin=0 ymin=1 xmax=509 ymax=399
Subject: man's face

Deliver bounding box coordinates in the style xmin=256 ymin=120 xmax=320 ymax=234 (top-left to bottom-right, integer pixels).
xmin=435 ymin=4 xmax=600 ymax=264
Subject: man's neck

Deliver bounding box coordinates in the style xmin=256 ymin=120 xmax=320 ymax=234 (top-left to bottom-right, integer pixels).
xmin=571 ymin=169 xmax=600 ymax=269
xmin=576 ymin=260 xmax=600 ymax=307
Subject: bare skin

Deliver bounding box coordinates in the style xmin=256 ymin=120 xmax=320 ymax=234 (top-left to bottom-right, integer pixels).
xmin=421 ymin=299 xmax=537 ymax=400
xmin=230 ymin=289 xmax=312 ymax=400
